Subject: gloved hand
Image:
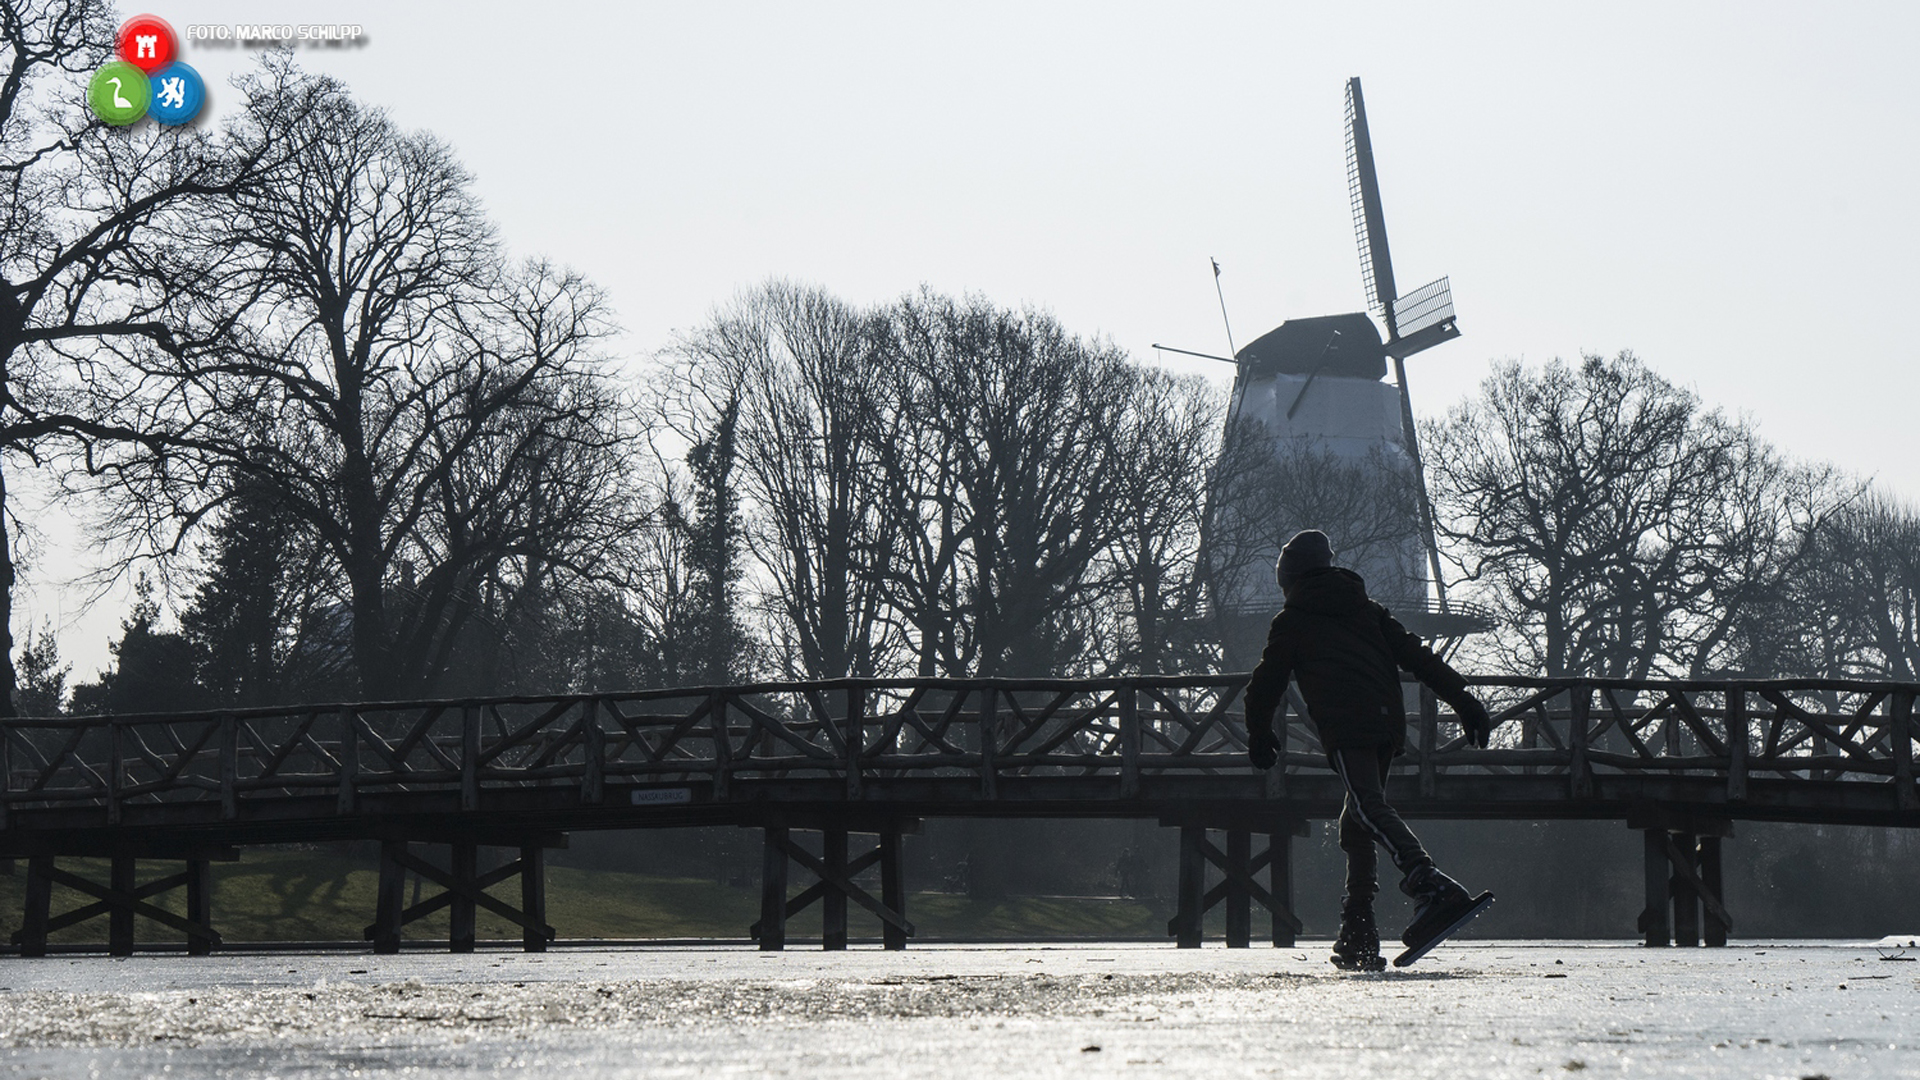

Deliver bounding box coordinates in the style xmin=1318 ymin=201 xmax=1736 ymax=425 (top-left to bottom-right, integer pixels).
xmin=1450 ymin=694 xmax=1494 ymax=748
xmin=1247 ymin=725 xmax=1279 ymax=770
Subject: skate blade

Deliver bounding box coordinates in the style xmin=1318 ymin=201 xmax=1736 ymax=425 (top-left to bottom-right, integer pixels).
xmin=1329 ymin=954 xmax=1388 ymax=972
xmin=1392 ymin=892 xmax=1494 ymax=968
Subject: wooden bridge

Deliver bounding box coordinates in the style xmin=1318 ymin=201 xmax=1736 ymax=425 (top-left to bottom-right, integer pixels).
xmin=0 ymin=674 xmax=1913 ymax=956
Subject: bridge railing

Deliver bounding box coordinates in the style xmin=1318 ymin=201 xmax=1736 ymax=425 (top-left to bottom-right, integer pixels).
xmin=0 ymin=676 xmax=1913 ymax=821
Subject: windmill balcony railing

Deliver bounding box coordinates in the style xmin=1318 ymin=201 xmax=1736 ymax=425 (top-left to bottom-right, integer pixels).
xmin=0 ymin=675 xmax=1912 ymax=824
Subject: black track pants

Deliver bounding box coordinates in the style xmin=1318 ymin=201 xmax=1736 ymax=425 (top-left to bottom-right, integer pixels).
xmin=1328 ymin=743 xmax=1432 ymax=903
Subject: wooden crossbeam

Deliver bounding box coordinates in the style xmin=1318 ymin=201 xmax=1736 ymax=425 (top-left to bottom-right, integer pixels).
xmin=750 ymin=846 xmax=884 ymax=938
xmin=1140 ymin=686 xmax=1216 ymax=755
xmin=253 ymin=710 xmax=325 ymax=781
xmin=1019 ymin=691 xmax=1120 ymax=759
xmin=360 ymin=848 xmax=555 ymax=941
xmin=918 ymin=690 xmax=977 ymax=752
xmin=871 ymin=686 xmax=929 ymax=755
xmin=150 ymin=722 xmax=217 ymax=791
xmin=22 ymin=869 xmax=188 ymax=938
xmin=12 ymin=862 xmax=221 ymax=945
xmin=386 ymin=705 xmax=449 ymax=764
xmin=1659 ymin=832 xmax=1734 ymax=933
xmin=119 ymin=723 xmax=196 ymax=781
xmin=1763 ymin=707 xmax=1787 ymax=758
xmin=21 ymin=725 xmax=91 ymax=796
xmin=528 ymin=711 xmax=592 ymax=770
xmin=1601 ymin=689 xmax=1659 ymax=760
xmin=349 ymin=712 xmax=409 ymax=774
xmin=1758 ymin=690 xmax=1880 ymax=769
xmin=756 ymin=827 xmax=914 ymax=950
xmin=802 ymin=689 xmax=845 ymax=755
xmin=1166 ymin=830 xmax=1303 ymax=939
xmin=1527 ymin=700 xmax=1568 ymax=751
xmin=1489 ymin=683 xmax=1571 ymax=727
xmin=634 ymin=698 xmax=714 ymax=763
xmin=771 ymin=833 xmax=913 ymax=936
xmin=478 ymin=699 xmax=578 ymax=766
xmin=1667 ymin=694 xmax=1727 ymax=757
xmin=731 ymin=695 xmax=836 ymax=761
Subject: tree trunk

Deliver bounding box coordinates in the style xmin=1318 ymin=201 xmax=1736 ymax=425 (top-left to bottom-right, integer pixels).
xmin=0 ymin=458 xmax=15 ymax=717
xmin=346 ymin=556 xmax=391 ymax=700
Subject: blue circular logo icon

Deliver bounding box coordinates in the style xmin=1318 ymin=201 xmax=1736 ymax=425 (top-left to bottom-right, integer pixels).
xmin=146 ymin=61 xmax=204 ymax=126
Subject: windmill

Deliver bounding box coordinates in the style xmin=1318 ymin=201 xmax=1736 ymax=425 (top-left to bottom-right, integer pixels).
xmin=1173 ymin=76 xmax=1490 ymax=660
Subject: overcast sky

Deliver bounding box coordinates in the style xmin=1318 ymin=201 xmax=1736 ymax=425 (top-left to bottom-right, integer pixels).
xmin=29 ymin=1 xmax=1920 ymax=672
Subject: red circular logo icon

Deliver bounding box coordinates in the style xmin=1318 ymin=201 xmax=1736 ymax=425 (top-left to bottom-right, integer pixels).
xmin=116 ymin=14 xmax=178 ymax=74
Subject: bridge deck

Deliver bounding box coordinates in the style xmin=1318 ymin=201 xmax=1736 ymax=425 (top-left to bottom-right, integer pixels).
xmin=0 ymin=674 xmax=1911 ymax=851
xmin=3 ymin=674 xmax=1911 ymax=954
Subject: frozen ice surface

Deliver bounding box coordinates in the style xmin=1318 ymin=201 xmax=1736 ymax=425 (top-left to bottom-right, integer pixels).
xmin=0 ymin=942 xmax=1913 ymax=1078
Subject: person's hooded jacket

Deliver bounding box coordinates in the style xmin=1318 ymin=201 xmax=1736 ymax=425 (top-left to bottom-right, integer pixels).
xmin=1242 ymin=566 xmax=1473 ymax=751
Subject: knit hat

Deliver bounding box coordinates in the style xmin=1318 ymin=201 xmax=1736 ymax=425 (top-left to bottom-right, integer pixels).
xmin=1275 ymin=529 xmax=1335 ymax=590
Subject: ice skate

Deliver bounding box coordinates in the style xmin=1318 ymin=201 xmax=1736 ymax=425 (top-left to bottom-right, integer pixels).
xmin=1329 ymin=900 xmax=1387 ymax=972
xmin=1393 ymin=865 xmax=1493 ymax=967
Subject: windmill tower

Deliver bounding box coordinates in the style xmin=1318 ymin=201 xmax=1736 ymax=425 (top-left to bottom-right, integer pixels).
xmin=1204 ymin=77 xmax=1488 ymax=662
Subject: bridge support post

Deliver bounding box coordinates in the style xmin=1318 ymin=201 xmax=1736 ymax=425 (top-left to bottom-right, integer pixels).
xmin=1269 ymin=827 xmax=1301 ymax=948
xmin=108 ymin=855 xmax=134 ymax=957
xmin=186 ymin=858 xmax=213 ymax=957
xmin=449 ymin=840 xmax=478 ymax=954
xmin=363 ymin=835 xmax=562 ymax=954
xmin=1669 ymin=834 xmax=1700 ymax=947
xmin=1173 ymin=826 xmax=1205 ymax=948
xmin=1701 ymin=836 xmax=1727 ymax=947
xmin=1631 ymin=808 xmax=1733 ymax=947
xmin=759 ymin=826 xmax=789 ymax=951
xmin=9 ymin=849 xmax=232 ymax=957
xmin=822 ymin=829 xmax=849 ymax=952
xmin=1641 ymin=829 xmax=1670 ymax=946
xmin=1166 ymin=819 xmax=1307 ymax=948
xmin=1224 ymin=829 xmax=1251 ymax=948
xmin=373 ymin=841 xmax=406 ymax=954
xmin=19 ymin=854 xmax=51 ymax=957
xmin=519 ymin=845 xmax=548 ymax=953
xmin=880 ymin=830 xmax=907 ymax=951
xmin=751 ymin=820 xmax=916 ymax=950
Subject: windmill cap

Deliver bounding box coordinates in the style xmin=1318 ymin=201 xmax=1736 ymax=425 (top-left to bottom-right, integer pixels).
xmin=1234 ymin=313 xmax=1386 ymax=381
xmin=1276 ymin=530 xmax=1336 ymax=589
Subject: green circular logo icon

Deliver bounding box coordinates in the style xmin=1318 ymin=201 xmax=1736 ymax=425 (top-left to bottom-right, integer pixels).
xmin=88 ymin=61 xmax=150 ymax=126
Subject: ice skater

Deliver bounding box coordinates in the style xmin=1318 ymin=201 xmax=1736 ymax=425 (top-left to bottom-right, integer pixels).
xmin=1242 ymin=529 xmax=1497 ymax=969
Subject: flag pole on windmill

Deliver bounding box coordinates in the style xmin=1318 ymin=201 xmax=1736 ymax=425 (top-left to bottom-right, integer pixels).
xmin=1211 ymin=257 xmax=1237 ymax=361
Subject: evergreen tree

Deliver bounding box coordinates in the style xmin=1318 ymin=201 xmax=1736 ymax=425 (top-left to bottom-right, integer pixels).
xmin=682 ymin=397 xmax=751 ymax=683
xmin=178 ymin=478 xmax=335 ymax=707
xmin=68 ymin=575 xmax=205 ymax=715
xmin=13 ymin=620 xmax=68 ymax=717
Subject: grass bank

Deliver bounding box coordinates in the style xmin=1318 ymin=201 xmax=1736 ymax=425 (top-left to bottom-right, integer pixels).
xmin=0 ymin=849 xmax=1178 ymax=947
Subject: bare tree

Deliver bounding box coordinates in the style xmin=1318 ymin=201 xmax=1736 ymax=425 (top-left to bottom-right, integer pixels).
xmin=1423 ymin=352 xmax=1834 ymax=679
xmin=876 ymin=292 xmax=1147 ymax=677
xmin=90 ymin=60 xmax=639 ymax=697
xmin=1756 ymin=492 xmax=1920 ymax=681
xmin=1088 ymin=365 xmax=1220 ymax=675
xmin=0 ymin=1 xmax=298 ymax=711
xmin=1666 ymin=437 xmax=1845 ymax=678
xmin=658 ymin=285 xmax=1227 ymax=682
xmin=666 ymin=282 xmax=900 ymax=679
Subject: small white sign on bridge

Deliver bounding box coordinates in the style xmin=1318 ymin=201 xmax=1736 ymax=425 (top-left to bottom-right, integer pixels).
xmin=631 ymin=787 xmax=694 ymax=806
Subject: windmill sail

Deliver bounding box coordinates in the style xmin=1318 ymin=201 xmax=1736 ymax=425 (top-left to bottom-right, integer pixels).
xmin=1387 ymin=276 xmax=1461 ymax=358
xmin=1345 ymin=77 xmax=1398 ymax=336
xmin=1344 ymin=76 xmax=1460 ymax=617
